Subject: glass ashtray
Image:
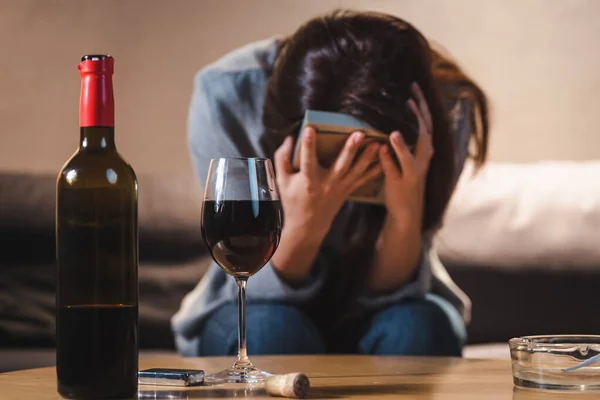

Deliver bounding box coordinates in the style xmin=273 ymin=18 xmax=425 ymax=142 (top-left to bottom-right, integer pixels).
xmin=509 ymin=335 xmax=600 ymax=391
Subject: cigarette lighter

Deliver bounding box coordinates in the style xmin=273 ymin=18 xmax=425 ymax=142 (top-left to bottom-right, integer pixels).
xmin=138 ymin=368 xmax=205 ymax=387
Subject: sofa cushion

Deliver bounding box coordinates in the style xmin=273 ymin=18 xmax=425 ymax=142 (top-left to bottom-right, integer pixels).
xmin=448 ymin=263 xmax=600 ymax=344
xmin=436 ymin=161 xmax=600 ymax=269
xmin=0 ymin=172 xmax=208 ymax=349
xmin=0 ymin=172 xmax=206 ymax=260
xmin=0 ymin=258 xmax=207 ymax=350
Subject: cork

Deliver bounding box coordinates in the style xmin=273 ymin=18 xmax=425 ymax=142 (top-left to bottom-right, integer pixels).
xmin=264 ymin=372 xmax=310 ymax=398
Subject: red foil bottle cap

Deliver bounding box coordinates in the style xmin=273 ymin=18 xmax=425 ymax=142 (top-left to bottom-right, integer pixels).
xmin=78 ymin=55 xmax=115 ymax=127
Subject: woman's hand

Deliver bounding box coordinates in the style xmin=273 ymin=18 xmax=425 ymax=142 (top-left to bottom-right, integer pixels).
xmin=271 ymin=127 xmax=382 ymax=284
xmin=368 ymin=83 xmax=434 ymax=293
xmin=380 ymin=82 xmax=434 ymax=227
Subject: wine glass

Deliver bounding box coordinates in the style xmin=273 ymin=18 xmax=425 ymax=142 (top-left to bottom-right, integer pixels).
xmin=201 ymin=157 xmax=283 ymax=384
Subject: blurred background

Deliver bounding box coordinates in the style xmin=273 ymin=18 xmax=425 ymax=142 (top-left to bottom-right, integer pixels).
xmin=1 ymin=0 xmax=599 ymax=372
xmin=1 ymin=0 xmax=600 ymax=173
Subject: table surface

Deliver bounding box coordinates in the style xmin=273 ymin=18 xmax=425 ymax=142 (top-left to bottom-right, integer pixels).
xmin=0 ymin=355 xmax=597 ymax=400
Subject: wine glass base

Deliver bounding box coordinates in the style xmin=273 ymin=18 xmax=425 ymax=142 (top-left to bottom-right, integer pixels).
xmin=205 ymin=361 xmax=273 ymax=384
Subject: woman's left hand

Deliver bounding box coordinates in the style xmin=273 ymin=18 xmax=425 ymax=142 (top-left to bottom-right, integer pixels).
xmin=367 ymin=83 xmax=434 ymax=293
xmin=379 ymin=82 xmax=434 ymax=228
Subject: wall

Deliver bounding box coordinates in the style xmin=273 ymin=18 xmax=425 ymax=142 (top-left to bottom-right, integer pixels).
xmin=1 ymin=0 xmax=599 ymax=174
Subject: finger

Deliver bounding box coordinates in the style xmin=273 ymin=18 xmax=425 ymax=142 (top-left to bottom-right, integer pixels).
xmin=347 ymin=142 xmax=380 ymax=179
xmin=379 ymin=145 xmax=401 ymax=180
xmin=350 ymin=164 xmax=383 ymax=192
xmin=408 ymin=99 xmax=434 ymax=170
xmin=412 ymin=82 xmax=433 ymax=133
xmin=300 ymin=127 xmax=318 ymax=176
xmin=332 ymin=131 xmax=364 ymax=176
xmin=390 ymin=131 xmax=417 ymax=177
xmin=273 ymin=136 xmax=294 ymax=179
xmin=407 ymin=98 xmax=428 ymax=136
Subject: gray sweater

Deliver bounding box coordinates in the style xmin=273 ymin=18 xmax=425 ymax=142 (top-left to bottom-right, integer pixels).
xmin=171 ymin=37 xmax=473 ymax=355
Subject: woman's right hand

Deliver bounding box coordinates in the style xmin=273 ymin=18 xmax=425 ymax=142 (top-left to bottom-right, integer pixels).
xmin=270 ymin=127 xmax=382 ymax=284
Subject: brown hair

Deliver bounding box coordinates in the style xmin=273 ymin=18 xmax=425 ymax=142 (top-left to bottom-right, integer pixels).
xmin=430 ymin=45 xmax=489 ymax=167
xmin=262 ymin=10 xmax=489 ymax=324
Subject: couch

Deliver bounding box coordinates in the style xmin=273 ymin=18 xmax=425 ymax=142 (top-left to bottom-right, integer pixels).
xmin=2 ymin=161 xmax=599 ymax=372
xmin=0 ymin=172 xmax=208 ymax=372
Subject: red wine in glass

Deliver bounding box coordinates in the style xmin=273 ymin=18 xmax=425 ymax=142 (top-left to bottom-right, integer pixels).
xmin=202 ymin=200 xmax=282 ymax=278
xmin=200 ymin=158 xmax=283 ymax=384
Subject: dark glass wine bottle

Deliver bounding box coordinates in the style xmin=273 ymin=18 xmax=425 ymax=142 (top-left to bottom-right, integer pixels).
xmin=56 ymin=54 xmax=139 ymax=399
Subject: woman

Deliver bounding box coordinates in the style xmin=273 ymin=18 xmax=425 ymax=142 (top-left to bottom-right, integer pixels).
xmin=172 ymin=10 xmax=489 ymax=357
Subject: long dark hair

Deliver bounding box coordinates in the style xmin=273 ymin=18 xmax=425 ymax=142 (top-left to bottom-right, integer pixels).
xmin=430 ymin=45 xmax=490 ymax=167
xmin=262 ymin=10 xmax=489 ymax=326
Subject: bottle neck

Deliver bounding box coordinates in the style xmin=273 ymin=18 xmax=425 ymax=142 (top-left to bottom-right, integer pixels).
xmin=78 ymin=56 xmax=115 ymax=151
xmin=79 ymin=73 xmax=114 ymax=127
xmin=79 ymin=127 xmax=116 ymax=151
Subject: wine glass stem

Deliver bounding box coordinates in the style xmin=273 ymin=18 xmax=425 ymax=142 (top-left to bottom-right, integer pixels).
xmin=236 ymin=278 xmax=249 ymax=365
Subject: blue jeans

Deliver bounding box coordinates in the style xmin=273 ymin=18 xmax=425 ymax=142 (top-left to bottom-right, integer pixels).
xmin=196 ymin=295 xmax=465 ymax=356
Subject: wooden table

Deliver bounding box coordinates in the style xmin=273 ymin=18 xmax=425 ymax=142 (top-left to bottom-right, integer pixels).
xmin=0 ymin=355 xmax=597 ymax=399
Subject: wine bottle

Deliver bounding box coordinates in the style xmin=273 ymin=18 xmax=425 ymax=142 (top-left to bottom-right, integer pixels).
xmin=56 ymin=54 xmax=139 ymax=399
